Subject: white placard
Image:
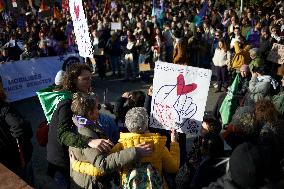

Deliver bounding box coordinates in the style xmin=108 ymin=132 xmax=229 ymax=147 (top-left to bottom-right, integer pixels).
xmin=267 ymin=43 xmax=284 ymax=64
xmin=0 ymin=54 xmax=80 ymax=102
xmin=12 ymin=1 xmax=18 ymax=7
xmin=69 ymin=0 xmax=93 ymax=58
xmin=111 ymin=22 xmax=122 ymax=30
xmin=150 ymin=61 xmax=212 ymax=135
xmin=111 ymin=1 xmax=117 ymax=9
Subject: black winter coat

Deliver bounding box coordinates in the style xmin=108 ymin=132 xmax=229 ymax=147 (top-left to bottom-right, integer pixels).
xmin=47 ymin=99 xmax=72 ymax=169
xmin=0 ymin=102 xmax=33 ymax=170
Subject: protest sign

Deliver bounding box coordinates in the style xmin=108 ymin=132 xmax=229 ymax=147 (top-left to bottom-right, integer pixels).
xmin=139 ymin=63 xmax=151 ymax=72
xmin=0 ymin=54 xmax=80 ymax=102
xmin=12 ymin=0 xmax=17 ymax=7
xmin=69 ymin=0 xmax=93 ymax=58
xmin=111 ymin=22 xmax=122 ymax=30
xmin=267 ymin=43 xmax=284 ymax=64
xmin=111 ymin=1 xmax=117 ymax=9
xmin=150 ymin=62 xmax=212 ymax=135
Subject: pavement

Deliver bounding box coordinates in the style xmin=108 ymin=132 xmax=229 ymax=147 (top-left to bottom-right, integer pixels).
xmin=12 ymin=73 xmax=221 ymax=189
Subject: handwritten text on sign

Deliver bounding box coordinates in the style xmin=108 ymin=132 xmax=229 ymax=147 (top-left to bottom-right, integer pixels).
xmin=267 ymin=43 xmax=284 ymax=64
xmin=69 ymin=0 xmax=93 ymax=58
xmin=150 ymin=62 xmax=212 ymax=135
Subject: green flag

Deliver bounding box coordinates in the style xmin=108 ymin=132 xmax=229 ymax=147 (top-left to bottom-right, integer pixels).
xmin=37 ymin=86 xmax=72 ymax=123
xmin=219 ymin=74 xmax=241 ymax=127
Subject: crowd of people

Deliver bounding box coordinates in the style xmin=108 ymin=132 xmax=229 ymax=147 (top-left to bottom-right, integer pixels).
xmin=1 ymin=0 xmax=284 ymax=189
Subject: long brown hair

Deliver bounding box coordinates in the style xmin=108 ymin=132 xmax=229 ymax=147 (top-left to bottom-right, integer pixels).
xmin=62 ymin=63 xmax=92 ymax=93
xmin=218 ymin=39 xmax=228 ymax=52
xmin=255 ymin=99 xmax=279 ymax=126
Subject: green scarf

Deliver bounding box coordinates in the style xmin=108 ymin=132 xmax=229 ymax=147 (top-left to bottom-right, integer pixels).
xmin=37 ymin=86 xmax=72 ymax=123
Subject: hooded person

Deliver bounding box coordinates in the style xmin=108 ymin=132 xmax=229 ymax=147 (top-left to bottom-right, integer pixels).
xmin=246 ymin=66 xmax=278 ymax=105
xmin=248 ymin=48 xmax=264 ymax=73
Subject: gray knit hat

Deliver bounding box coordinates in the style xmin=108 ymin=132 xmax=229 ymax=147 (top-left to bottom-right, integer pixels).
xmin=125 ymin=107 xmax=148 ymax=133
xmin=249 ymin=48 xmax=260 ymax=58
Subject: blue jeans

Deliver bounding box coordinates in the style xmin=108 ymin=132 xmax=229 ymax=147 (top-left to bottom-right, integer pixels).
xmin=108 ymin=55 xmax=121 ymax=74
xmin=124 ymin=58 xmax=138 ymax=79
xmin=138 ymin=54 xmax=146 ymax=64
xmin=165 ymin=46 xmax=174 ymax=63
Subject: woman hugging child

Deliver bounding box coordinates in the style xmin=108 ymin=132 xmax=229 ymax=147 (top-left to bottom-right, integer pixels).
xmin=70 ymin=96 xmax=180 ymax=188
xmin=69 ymin=92 xmax=152 ymax=188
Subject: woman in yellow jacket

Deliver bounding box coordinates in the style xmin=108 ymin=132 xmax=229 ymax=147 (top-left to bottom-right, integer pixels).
xmin=231 ymin=39 xmax=251 ymax=70
xmin=71 ymin=107 xmax=180 ymax=188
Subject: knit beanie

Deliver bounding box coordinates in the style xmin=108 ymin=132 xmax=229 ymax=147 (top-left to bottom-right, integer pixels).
xmin=55 ymin=70 xmax=65 ymax=86
xmin=249 ymin=48 xmax=259 ymax=58
xmin=125 ymin=107 xmax=148 ymax=133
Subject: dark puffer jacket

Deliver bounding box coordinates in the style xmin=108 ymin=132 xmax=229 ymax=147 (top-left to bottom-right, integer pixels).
xmin=0 ymin=102 xmax=33 ymax=171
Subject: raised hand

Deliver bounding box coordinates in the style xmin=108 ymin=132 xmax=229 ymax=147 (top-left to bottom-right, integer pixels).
xmin=135 ymin=142 xmax=153 ymax=157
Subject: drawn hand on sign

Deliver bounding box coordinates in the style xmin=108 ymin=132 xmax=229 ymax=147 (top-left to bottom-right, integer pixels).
xmin=152 ymin=74 xmax=198 ymax=130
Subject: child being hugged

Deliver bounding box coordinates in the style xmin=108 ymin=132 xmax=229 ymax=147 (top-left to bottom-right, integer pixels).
xmin=70 ymin=107 xmax=180 ymax=188
xmin=69 ymin=93 xmax=152 ymax=189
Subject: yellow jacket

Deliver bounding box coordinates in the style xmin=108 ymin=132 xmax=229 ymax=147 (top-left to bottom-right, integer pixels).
xmin=72 ymin=132 xmax=180 ymax=188
xmin=113 ymin=132 xmax=180 ymax=184
xmin=231 ymin=41 xmax=251 ymax=70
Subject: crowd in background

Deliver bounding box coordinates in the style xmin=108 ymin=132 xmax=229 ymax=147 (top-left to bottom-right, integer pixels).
xmin=0 ymin=0 xmax=283 ymax=79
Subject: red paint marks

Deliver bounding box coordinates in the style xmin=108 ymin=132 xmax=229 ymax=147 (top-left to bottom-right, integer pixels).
xmin=74 ymin=2 xmax=80 ymax=19
xmin=176 ymin=74 xmax=197 ymax=95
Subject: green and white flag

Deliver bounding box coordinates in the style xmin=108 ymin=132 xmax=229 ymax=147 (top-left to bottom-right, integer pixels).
xmin=219 ymin=74 xmax=241 ymax=127
xmin=37 ymin=86 xmax=72 ymax=123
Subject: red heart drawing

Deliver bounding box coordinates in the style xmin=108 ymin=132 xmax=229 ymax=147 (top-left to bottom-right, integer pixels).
xmin=74 ymin=2 xmax=80 ymax=19
xmin=177 ymin=74 xmax=197 ymax=95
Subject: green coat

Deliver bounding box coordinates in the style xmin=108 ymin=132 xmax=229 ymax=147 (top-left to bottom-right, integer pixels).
xmin=69 ymin=123 xmax=138 ymax=189
xmin=249 ymin=57 xmax=264 ymax=73
xmin=272 ymin=90 xmax=284 ymax=116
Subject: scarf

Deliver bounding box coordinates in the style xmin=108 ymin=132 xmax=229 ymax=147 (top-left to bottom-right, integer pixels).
xmin=72 ymin=115 xmax=108 ymax=139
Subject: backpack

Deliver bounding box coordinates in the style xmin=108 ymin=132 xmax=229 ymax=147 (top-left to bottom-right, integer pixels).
xmin=124 ymin=163 xmax=163 ymax=189
xmin=36 ymin=120 xmax=49 ymax=147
